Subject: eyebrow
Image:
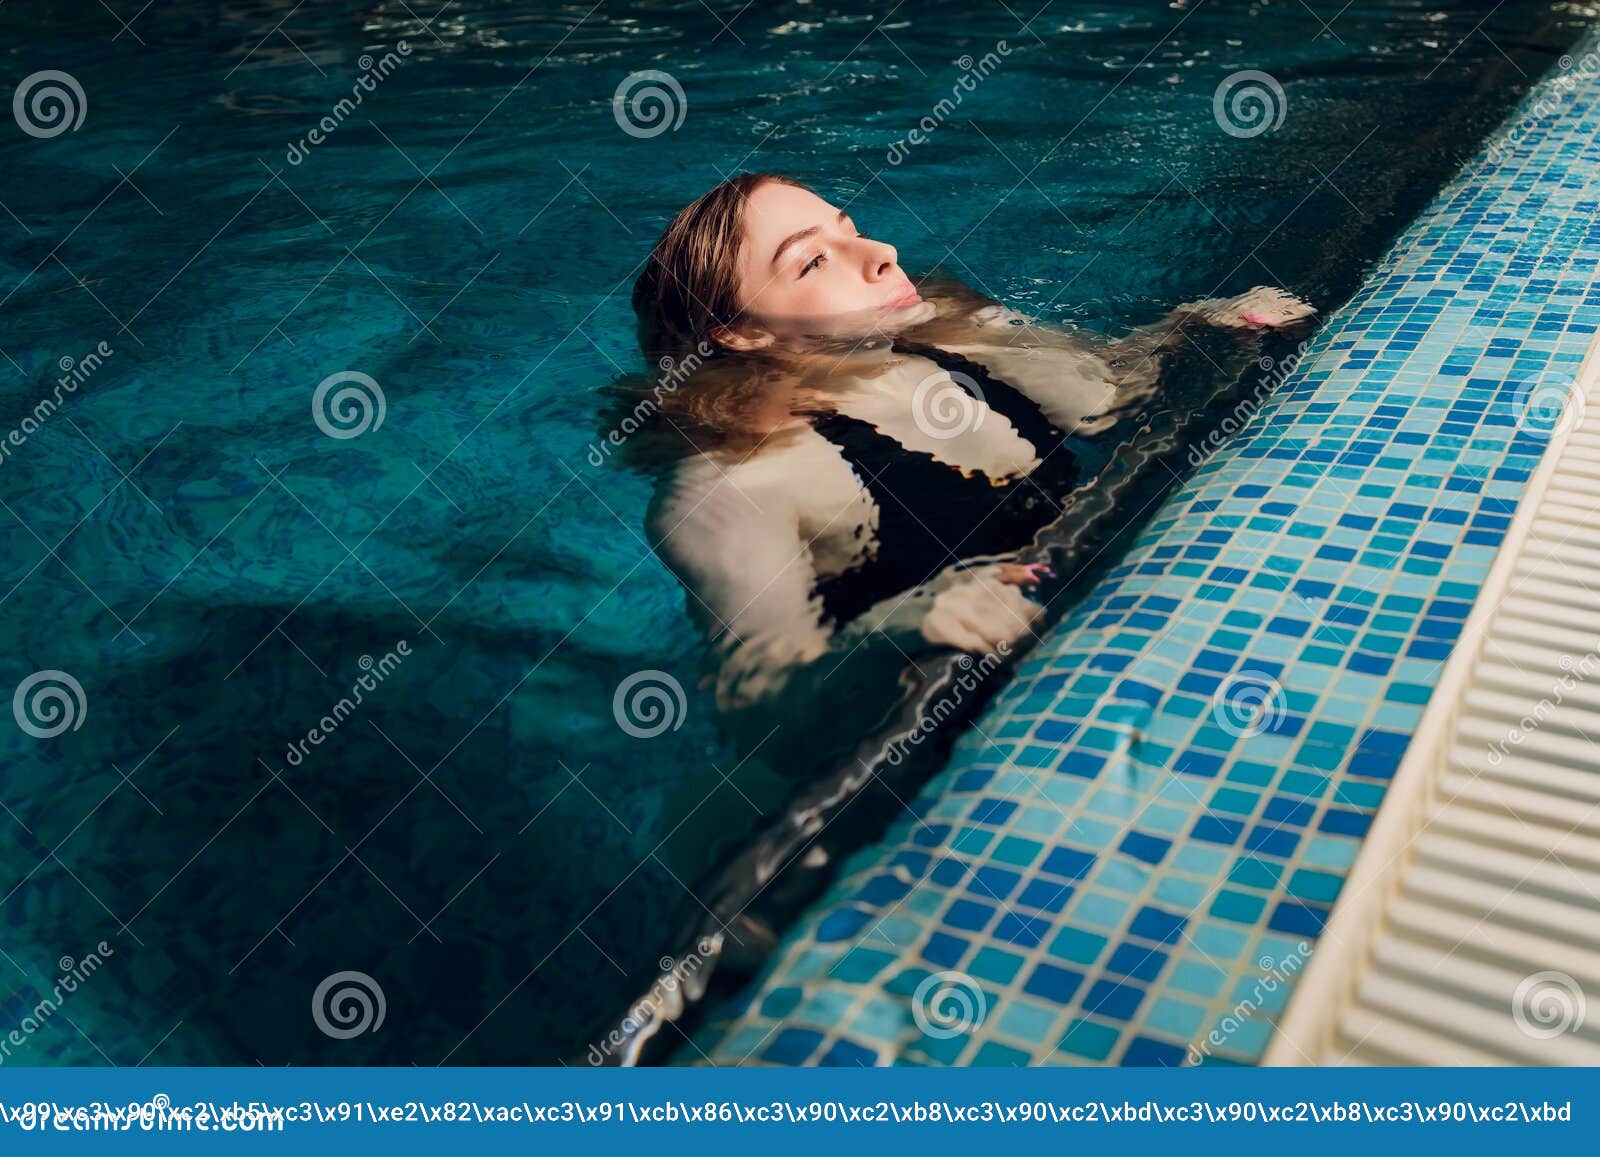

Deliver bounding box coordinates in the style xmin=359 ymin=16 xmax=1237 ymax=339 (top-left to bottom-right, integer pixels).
xmin=771 ymin=210 xmax=849 ymax=268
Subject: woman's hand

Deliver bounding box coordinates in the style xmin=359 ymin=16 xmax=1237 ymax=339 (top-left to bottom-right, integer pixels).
xmin=921 ymin=569 xmax=1044 ymax=654
xmin=1204 ymin=286 xmax=1317 ymax=330
xmin=995 ymin=562 xmax=1053 ymax=587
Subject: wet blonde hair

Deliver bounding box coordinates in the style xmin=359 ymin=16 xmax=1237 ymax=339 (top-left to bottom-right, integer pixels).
xmin=604 ymin=173 xmax=812 ymax=466
xmin=631 ymin=171 xmax=805 ymax=364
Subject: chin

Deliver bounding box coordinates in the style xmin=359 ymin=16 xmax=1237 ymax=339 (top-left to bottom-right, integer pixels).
xmin=881 ymin=300 xmax=937 ymax=329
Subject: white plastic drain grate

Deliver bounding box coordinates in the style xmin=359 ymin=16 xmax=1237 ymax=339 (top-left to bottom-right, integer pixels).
xmin=1268 ymin=350 xmax=1600 ymax=1066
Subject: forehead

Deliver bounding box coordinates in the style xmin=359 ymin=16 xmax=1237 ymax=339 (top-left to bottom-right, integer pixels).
xmin=741 ymin=182 xmax=840 ymax=254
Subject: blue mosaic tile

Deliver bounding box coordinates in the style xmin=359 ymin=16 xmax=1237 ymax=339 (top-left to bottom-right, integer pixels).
xmin=686 ymin=31 xmax=1600 ymax=1067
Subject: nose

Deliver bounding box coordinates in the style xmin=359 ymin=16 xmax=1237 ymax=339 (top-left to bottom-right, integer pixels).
xmin=862 ymin=238 xmax=899 ymax=282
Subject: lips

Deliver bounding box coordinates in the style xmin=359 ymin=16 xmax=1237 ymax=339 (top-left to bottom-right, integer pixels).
xmin=886 ymin=284 xmax=923 ymax=309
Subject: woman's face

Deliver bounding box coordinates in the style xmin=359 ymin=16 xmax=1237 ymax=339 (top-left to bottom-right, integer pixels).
xmin=731 ymin=181 xmax=926 ymax=338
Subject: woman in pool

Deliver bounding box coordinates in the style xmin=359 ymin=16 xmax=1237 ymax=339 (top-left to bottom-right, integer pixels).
xmin=624 ymin=172 xmax=1314 ymax=712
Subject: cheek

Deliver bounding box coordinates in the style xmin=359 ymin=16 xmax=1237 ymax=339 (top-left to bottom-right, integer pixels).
xmin=792 ymin=267 xmax=874 ymax=319
xmin=745 ymin=268 xmax=862 ymax=322
xmin=749 ymin=277 xmax=822 ymax=321
xmin=790 ymin=280 xmax=840 ymax=317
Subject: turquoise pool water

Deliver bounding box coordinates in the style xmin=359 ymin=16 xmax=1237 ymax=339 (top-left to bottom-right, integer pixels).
xmin=0 ymin=0 xmax=1593 ymax=1064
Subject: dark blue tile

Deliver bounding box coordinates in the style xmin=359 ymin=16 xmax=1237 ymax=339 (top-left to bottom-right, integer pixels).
xmin=1244 ymin=825 xmax=1300 ymax=859
xmin=1104 ymin=942 xmax=1168 ymax=983
xmin=1348 ymin=748 xmax=1401 ymax=779
xmin=1176 ymin=750 xmax=1224 ymax=778
xmin=1036 ymin=719 xmax=1081 ymax=743
xmin=1119 ymin=830 xmax=1173 ymax=864
xmin=1040 ymin=846 xmax=1096 ymax=881
xmin=970 ymin=798 xmax=1018 ymax=825
xmin=1058 ymin=751 xmax=1105 ymax=778
xmin=892 ymin=851 xmax=931 ymax=878
xmin=1348 ymin=652 xmax=1392 ymax=676
xmin=1261 ymin=796 xmax=1314 ymax=827
xmin=819 ymin=1038 xmax=879 ymax=1067
xmin=1115 ymin=679 xmax=1164 ymax=706
xmin=922 ymin=932 xmax=969 ymax=968
xmin=943 ymin=899 xmax=995 ymax=932
xmin=1083 ymin=978 xmax=1146 ymax=1021
xmin=1022 ymin=962 xmax=1084 ymax=1004
xmin=1320 ymin=809 xmax=1371 ymax=837
xmin=952 ymin=769 xmax=993 ymax=793
xmin=1016 ymin=878 xmax=1073 ymax=913
xmin=970 ymin=866 xmax=1022 ymax=900
xmin=1129 ymin=906 xmax=1187 ymax=945
xmin=816 ymin=908 xmax=870 ymax=943
xmin=1122 ymin=1036 xmax=1188 ymax=1067
xmin=1192 ymin=816 xmax=1244 ymax=845
xmin=930 ymin=857 xmax=967 ymax=886
xmin=1178 ymin=673 xmax=1222 ymax=696
xmin=993 ymin=912 xmax=1049 ymax=949
xmin=1268 ymin=900 xmax=1329 ymax=937
xmin=1359 ymin=728 xmax=1411 ymax=754
xmin=764 ymin=1028 xmax=825 ymax=1065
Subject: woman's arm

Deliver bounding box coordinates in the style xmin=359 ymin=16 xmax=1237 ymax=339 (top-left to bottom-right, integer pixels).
xmin=1111 ymin=285 xmax=1317 ymax=356
xmin=648 ymin=455 xmax=831 ymax=709
xmin=923 ymin=303 xmax=1145 ymax=438
xmin=649 ymin=454 xmax=1042 ymax=711
xmin=917 ymin=285 xmax=1313 ymax=437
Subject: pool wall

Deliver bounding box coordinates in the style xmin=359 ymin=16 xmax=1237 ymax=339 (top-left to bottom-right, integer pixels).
xmin=684 ymin=24 xmax=1600 ymax=1067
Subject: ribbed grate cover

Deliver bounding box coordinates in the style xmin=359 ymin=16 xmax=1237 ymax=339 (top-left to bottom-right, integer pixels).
xmin=1269 ymin=358 xmax=1600 ymax=1065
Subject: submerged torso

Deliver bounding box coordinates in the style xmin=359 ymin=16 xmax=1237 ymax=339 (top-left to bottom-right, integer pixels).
xmin=644 ymin=294 xmax=1155 ymax=658
xmin=804 ymin=343 xmax=1081 ymax=626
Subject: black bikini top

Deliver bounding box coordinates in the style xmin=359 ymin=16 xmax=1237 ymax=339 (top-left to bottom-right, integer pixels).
xmin=807 ymin=342 xmax=1083 ymax=628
